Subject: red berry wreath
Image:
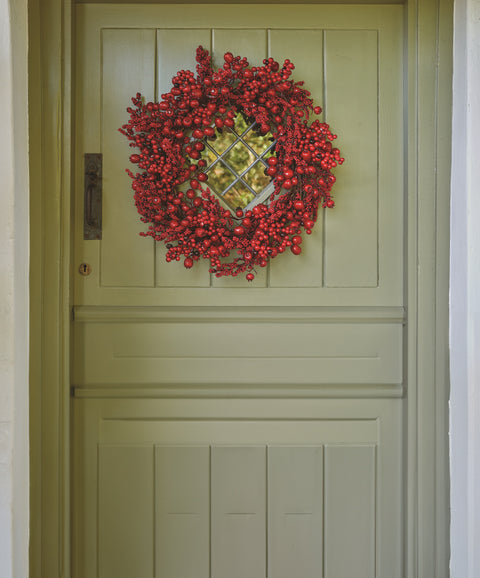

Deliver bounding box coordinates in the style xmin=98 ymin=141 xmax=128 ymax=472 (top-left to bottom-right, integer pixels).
xmin=119 ymin=46 xmax=343 ymax=280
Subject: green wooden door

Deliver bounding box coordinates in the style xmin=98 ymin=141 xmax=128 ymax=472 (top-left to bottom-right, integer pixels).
xmin=73 ymin=4 xmax=404 ymax=577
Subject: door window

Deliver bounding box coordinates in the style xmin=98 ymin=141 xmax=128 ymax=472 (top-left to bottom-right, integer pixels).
xmin=201 ymin=114 xmax=276 ymax=211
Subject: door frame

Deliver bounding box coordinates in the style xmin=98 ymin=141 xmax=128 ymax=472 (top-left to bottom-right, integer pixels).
xmin=28 ymin=0 xmax=452 ymax=576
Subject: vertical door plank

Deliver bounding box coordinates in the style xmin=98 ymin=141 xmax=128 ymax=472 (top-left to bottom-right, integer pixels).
xmin=269 ymin=29 xmax=325 ymax=288
xmin=155 ymin=446 xmax=210 ymax=578
xmin=157 ymin=28 xmax=211 ymax=96
xmin=211 ymin=29 xmax=268 ymax=288
xmin=324 ymin=445 xmax=376 ymax=578
xmin=98 ymin=445 xmax=154 ymax=578
xmin=211 ymin=446 xmax=266 ymax=578
xmin=324 ymin=30 xmax=378 ymax=287
xmin=155 ymin=29 xmax=212 ymax=287
xmin=101 ymin=29 xmax=156 ymax=287
xmin=268 ymin=446 xmax=323 ymax=578
xmin=212 ymin=28 xmax=267 ymax=70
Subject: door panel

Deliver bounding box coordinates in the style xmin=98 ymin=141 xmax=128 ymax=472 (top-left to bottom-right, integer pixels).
xmin=74 ymin=4 xmax=403 ymax=305
xmin=324 ymin=445 xmax=376 ymax=577
xmin=211 ymin=446 xmax=267 ymax=578
xmin=323 ymin=30 xmax=379 ymax=288
xmin=100 ymin=28 xmax=157 ymax=287
xmin=73 ymin=318 xmax=402 ymax=385
xmin=73 ymin=4 xmax=404 ymax=578
xmin=155 ymin=446 xmax=210 ymax=578
xmin=98 ymin=445 xmax=155 ymax=578
xmin=268 ymin=446 xmax=324 ymax=578
xmin=73 ymin=398 xmax=401 ymax=578
xmin=268 ymin=29 xmax=325 ymax=288
xmin=155 ymin=28 xmax=214 ymax=288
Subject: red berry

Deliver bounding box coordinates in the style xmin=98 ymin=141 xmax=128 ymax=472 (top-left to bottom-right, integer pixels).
xmin=246 ymin=273 xmax=255 ymax=281
xmin=291 ymin=244 xmax=302 ymax=255
xmin=184 ymin=257 xmax=194 ymax=268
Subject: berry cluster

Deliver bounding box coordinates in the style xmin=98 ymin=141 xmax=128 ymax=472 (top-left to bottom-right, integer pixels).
xmin=119 ymin=46 xmax=343 ymax=280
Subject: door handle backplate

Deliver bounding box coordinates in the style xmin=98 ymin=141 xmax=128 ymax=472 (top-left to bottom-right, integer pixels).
xmin=84 ymin=153 xmax=102 ymax=240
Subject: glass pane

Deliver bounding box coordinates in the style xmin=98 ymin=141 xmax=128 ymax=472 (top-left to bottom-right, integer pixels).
xmin=210 ymin=129 xmax=237 ymax=154
xmin=244 ymin=161 xmax=272 ymax=193
xmin=201 ymin=147 xmax=218 ymax=166
xmin=262 ymin=148 xmax=276 ymax=161
xmin=232 ymin=114 xmax=250 ymax=136
xmin=223 ymin=182 xmax=256 ymax=210
xmin=244 ymin=128 xmax=274 ymax=155
xmin=224 ymin=141 xmax=256 ymax=175
xmin=206 ymin=162 xmax=236 ymax=194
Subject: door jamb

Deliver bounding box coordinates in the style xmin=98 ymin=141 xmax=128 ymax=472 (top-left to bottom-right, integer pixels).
xmin=29 ymin=0 xmax=73 ymax=577
xmin=28 ymin=0 xmax=452 ymax=576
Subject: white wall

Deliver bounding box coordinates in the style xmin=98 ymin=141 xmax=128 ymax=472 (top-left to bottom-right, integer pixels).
xmin=450 ymin=0 xmax=480 ymax=575
xmin=0 ymin=1 xmax=15 ymax=573
xmin=0 ymin=0 xmax=29 ymax=577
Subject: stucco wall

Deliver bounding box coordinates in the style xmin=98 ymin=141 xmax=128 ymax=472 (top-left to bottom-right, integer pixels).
xmin=450 ymin=0 xmax=480 ymax=575
xmin=0 ymin=0 xmax=29 ymax=577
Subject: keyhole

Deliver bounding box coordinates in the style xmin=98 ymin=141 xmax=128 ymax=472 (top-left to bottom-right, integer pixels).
xmin=79 ymin=263 xmax=92 ymax=276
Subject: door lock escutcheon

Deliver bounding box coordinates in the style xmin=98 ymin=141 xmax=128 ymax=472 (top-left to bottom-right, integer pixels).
xmin=79 ymin=263 xmax=92 ymax=276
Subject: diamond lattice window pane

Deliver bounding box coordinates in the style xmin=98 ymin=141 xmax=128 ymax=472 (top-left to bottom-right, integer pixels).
xmin=223 ymin=182 xmax=256 ymax=210
xmin=244 ymin=161 xmax=271 ymax=193
xmin=243 ymin=129 xmax=273 ymax=155
xmin=206 ymin=162 xmax=236 ymax=194
xmin=201 ymin=147 xmax=218 ymax=167
xmin=232 ymin=114 xmax=250 ymax=136
xmin=210 ymin=129 xmax=236 ymax=154
xmin=262 ymin=148 xmax=275 ymax=161
xmin=224 ymin=142 xmax=256 ymax=175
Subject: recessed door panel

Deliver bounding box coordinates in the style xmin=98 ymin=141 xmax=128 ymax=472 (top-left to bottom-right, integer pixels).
xmin=74 ymin=4 xmax=403 ymax=306
xmin=73 ymin=398 xmax=402 ymax=578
